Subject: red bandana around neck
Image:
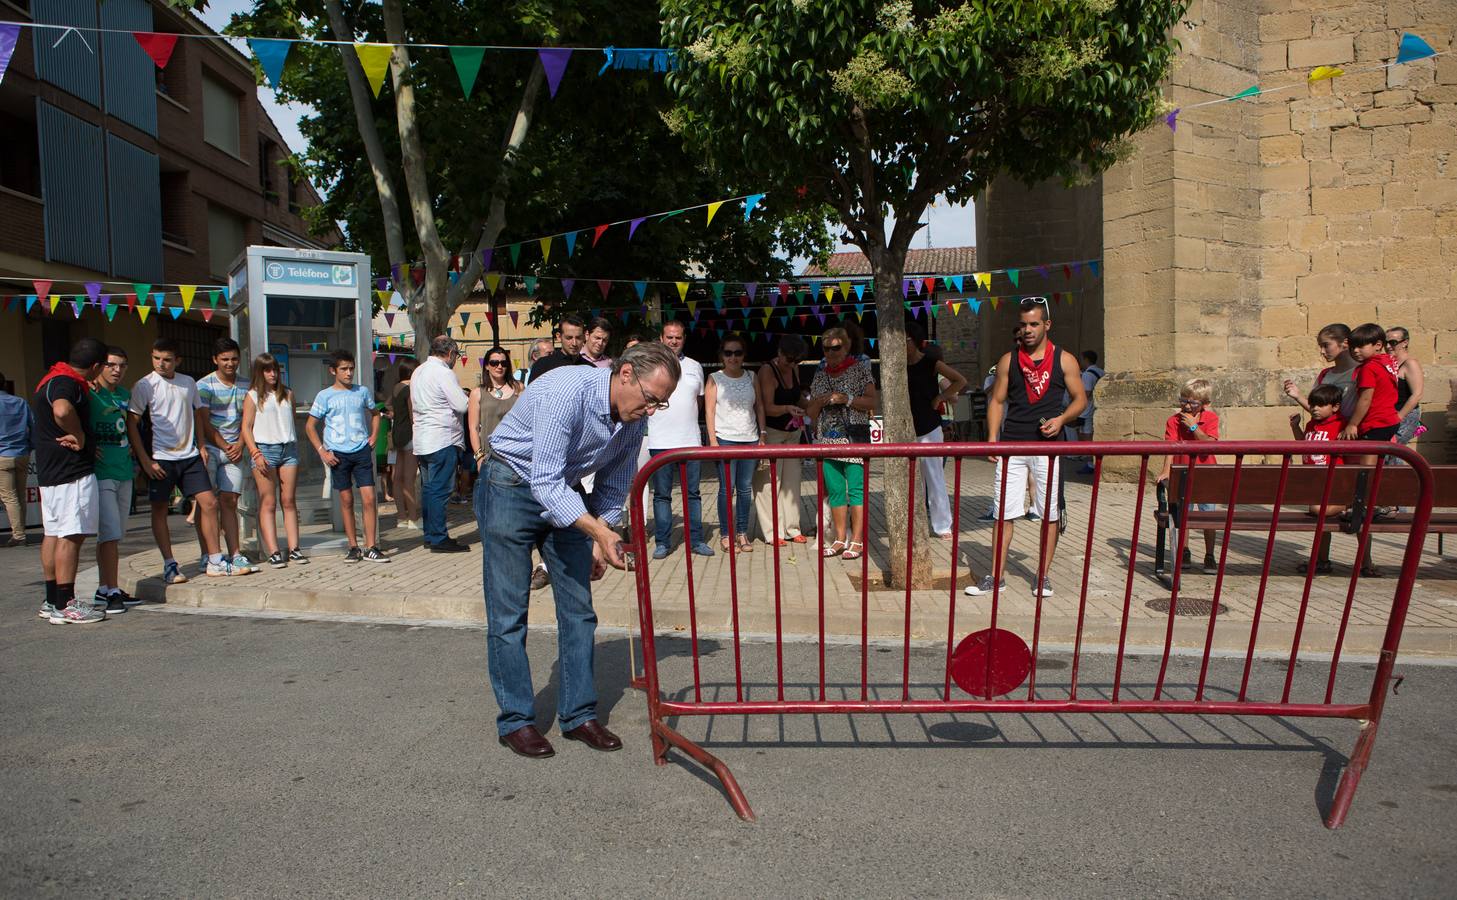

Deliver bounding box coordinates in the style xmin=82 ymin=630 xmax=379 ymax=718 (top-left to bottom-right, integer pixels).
xmin=824 ymin=355 xmax=858 ymax=376
xmin=36 ymin=361 xmax=88 ymax=394
xmin=1017 ymin=343 xmax=1056 ymax=403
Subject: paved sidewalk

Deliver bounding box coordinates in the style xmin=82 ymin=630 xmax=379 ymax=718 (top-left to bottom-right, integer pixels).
xmin=119 ymin=460 xmax=1457 ymax=657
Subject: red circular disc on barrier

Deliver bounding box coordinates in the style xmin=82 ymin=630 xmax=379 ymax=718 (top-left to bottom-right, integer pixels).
xmin=950 ymin=628 xmax=1032 ymax=698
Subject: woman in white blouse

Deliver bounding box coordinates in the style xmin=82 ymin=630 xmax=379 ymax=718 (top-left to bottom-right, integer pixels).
xmin=705 ymin=334 xmax=765 ymax=553
xmin=241 ymin=353 xmax=305 ymax=568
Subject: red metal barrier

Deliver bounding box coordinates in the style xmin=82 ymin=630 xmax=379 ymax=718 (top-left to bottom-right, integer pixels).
xmin=627 ymin=441 xmax=1433 ymax=828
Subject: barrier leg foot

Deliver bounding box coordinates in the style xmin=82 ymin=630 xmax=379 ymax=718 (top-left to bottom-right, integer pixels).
xmin=1324 ymin=719 xmax=1379 ymax=829
xmin=652 ymin=720 xmax=756 ymax=822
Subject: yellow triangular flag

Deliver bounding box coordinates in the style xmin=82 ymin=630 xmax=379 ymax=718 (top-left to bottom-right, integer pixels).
xmin=1308 ymin=65 xmax=1345 ymax=82
xmin=386 ymin=335 xmax=394 ymax=348
xmin=989 ymin=297 xmax=1000 ymax=310
xmin=400 ymin=264 xmax=411 ymax=288
xmin=975 ymin=272 xmax=991 ymax=291
xmin=951 ymin=301 xmax=962 ymax=316
xmin=676 ymin=281 xmax=689 ymax=302
xmin=48 ymin=294 xmax=61 ymax=314
xmin=706 ymin=200 xmax=725 ymax=225
xmin=354 ymin=43 xmax=393 ymax=98
xmin=375 ymin=290 xmax=391 ymax=306
xmin=138 ymin=304 xmax=152 ymax=323
xmin=838 ymin=281 xmax=851 ymax=299
xmin=485 ymin=273 xmax=501 ymax=294
xmin=539 ymin=236 xmax=552 ymax=262
xmin=180 ymin=285 xmax=196 ymax=312
xmin=823 ymin=285 xmax=835 ymax=302
xmin=687 ymin=300 xmax=698 ymax=315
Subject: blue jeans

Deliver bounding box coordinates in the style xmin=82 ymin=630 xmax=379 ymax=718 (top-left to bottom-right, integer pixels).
xmin=417 ymin=446 xmax=458 ymax=544
xmin=477 ymin=459 xmax=600 ymax=736
xmin=650 ymin=449 xmax=703 ymax=549
xmin=714 ymin=440 xmax=755 ymax=540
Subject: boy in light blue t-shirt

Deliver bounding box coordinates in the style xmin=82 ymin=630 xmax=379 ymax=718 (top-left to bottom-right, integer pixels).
xmin=305 ymin=350 xmax=386 ymax=563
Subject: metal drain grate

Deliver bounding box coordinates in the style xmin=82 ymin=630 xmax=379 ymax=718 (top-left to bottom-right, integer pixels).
xmin=1145 ymin=597 xmax=1228 ymax=617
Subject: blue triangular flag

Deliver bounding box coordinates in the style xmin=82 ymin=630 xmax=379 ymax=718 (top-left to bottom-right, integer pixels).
xmin=743 ymin=193 xmax=765 ymax=221
xmin=947 ymin=275 xmax=964 ymax=292
xmin=1088 ymin=260 xmax=1101 ymax=278
xmin=248 ymin=38 xmax=292 ymax=90
xmin=633 ymin=281 xmax=647 ymax=301
xmin=867 ymin=338 xmax=876 ymax=349
xmin=25 ymin=295 xmax=36 ymax=313
xmin=169 ymin=306 xmax=182 ymax=320
xmin=854 ymin=284 xmax=866 ymax=301
xmin=969 ymin=299 xmax=982 ymax=314
xmin=1396 ymin=32 xmax=1436 ymax=64
xmin=152 ymin=292 xmax=166 ymax=310
xmin=564 ymin=231 xmax=578 ymax=256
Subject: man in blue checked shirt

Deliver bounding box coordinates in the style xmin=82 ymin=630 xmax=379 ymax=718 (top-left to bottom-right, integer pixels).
xmin=483 ymin=341 xmax=681 ymax=759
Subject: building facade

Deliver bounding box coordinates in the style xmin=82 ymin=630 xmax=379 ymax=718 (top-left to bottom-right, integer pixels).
xmin=0 ymin=0 xmax=334 ymax=389
xmin=978 ymin=1 xmax=1455 ymax=464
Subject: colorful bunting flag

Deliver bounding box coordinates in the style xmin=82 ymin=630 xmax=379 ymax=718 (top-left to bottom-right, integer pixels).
xmin=105 ymin=302 xmax=119 ymax=322
xmin=675 ymin=282 xmax=689 ymax=302
xmin=1165 ymin=108 xmax=1179 ymax=132
xmin=169 ymin=306 xmax=182 ymax=320
xmin=485 ymin=273 xmax=501 ymax=294
xmin=138 ymin=305 xmax=151 ymax=323
xmin=1088 ymin=260 xmax=1101 ymax=278
xmin=179 ymin=284 xmax=196 ymax=312
xmin=564 ymin=231 xmax=579 ymax=257
xmin=524 ymin=276 xmax=537 ymax=296
xmin=1396 ymin=32 xmax=1436 ymax=65
xmin=0 ymin=24 xmax=19 ymax=86
xmin=480 ymin=248 xmax=494 ymax=271
xmin=132 ymin=32 xmax=179 ymax=69
xmin=1007 ymin=269 xmax=1020 ymax=288
xmin=1308 ymin=65 xmax=1344 ymax=82
xmin=538 ymin=48 xmax=573 ymax=98
xmin=743 ymin=193 xmax=765 ymax=221
xmin=509 ymin=244 xmax=522 ymax=267
xmin=596 ymin=279 xmax=611 ymax=300
xmin=450 ymin=46 xmax=486 ymax=97
xmin=33 ymin=279 xmax=52 ymax=299
xmin=249 ymin=38 xmax=292 ymax=89
xmin=1232 ymin=85 xmax=1260 ymax=100
xmin=854 ymin=284 xmax=866 ymax=301
xmin=561 ymin=278 xmax=575 ymax=298
xmin=628 ymin=217 xmax=647 ymax=240
xmin=592 ymin=224 xmax=610 ymax=247
xmin=354 ymin=43 xmax=394 ymax=98
xmin=706 ymin=200 xmax=725 ymax=225
xmin=84 ymin=282 xmax=100 ymax=305
xmin=539 ymin=236 xmax=553 ymax=262
xmin=633 ymin=281 xmax=647 ymax=301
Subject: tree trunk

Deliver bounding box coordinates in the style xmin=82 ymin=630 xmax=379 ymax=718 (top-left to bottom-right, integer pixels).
xmin=872 ymin=257 xmax=934 ymax=589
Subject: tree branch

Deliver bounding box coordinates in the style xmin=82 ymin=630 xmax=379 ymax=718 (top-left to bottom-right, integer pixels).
xmin=321 ymin=0 xmax=406 ymax=271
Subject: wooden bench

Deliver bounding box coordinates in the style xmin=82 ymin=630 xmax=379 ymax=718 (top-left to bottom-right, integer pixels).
xmin=1154 ymin=462 xmax=1457 ymax=575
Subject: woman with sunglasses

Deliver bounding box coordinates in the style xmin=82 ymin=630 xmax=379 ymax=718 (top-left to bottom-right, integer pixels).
xmin=1385 ymin=326 xmax=1424 ymax=446
xmin=468 ymin=348 xmax=523 ymax=476
xmin=805 ymin=326 xmax=878 ymax=560
xmin=705 ymin=334 xmax=764 ymax=553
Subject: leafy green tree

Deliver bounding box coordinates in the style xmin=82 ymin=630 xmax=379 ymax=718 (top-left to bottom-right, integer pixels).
xmin=225 ymin=0 xmax=827 ymax=344
xmin=662 ymin=0 xmax=1187 ymax=585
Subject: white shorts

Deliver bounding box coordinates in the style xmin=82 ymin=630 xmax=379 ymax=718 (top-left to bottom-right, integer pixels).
xmin=205 ymin=446 xmax=249 ymax=494
xmin=993 ymin=455 xmax=1062 ymax=521
xmin=41 ymin=474 xmax=99 ymax=537
xmin=97 ymin=478 xmax=134 ymax=543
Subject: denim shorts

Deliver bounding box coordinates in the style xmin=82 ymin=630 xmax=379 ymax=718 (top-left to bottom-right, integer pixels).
xmin=257 ymin=441 xmax=299 ymax=469
xmin=329 ymin=446 xmax=376 ymax=491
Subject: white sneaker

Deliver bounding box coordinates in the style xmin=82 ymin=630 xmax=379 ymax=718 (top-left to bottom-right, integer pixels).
xmin=207 ymin=558 xmax=251 ymax=577
xmin=964 ymin=575 xmax=1007 ymax=597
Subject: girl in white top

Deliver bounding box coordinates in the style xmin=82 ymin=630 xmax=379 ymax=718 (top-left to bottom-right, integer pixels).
xmin=241 ymin=353 xmax=304 ymax=568
xmin=705 ymin=334 xmax=765 ymax=552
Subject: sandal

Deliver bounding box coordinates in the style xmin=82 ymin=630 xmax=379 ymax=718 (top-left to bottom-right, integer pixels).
xmin=772 ymin=539 xmax=789 ymax=548
xmin=842 ymin=541 xmax=864 ymax=561
xmin=737 ymin=538 xmax=753 ymax=553
xmin=823 ymin=540 xmax=846 ymax=558
xmin=790 ymin=534 xmax=809 ymax=544
xmin=721 ymin=538 xmax=732 ymax=552
xmin=1296 ymin=560 xmax=1333 ymax=575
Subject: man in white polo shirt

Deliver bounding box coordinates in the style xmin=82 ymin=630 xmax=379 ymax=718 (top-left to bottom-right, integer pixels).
xmin=411 ymin=335 xmax=470 ymax=553
xmin=646 ymin=319 xmax=713 ymax=559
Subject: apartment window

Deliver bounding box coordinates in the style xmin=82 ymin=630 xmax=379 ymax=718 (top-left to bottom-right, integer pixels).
xmin=201 ymin=70 xmax=241 ymax=157
xmin=160 ymin=169 xmax=190 ymax=246
xmin=207 ymin=203 xmax=246 ymax=278
xmin=0 ymin=110 xmax=41 ymax=197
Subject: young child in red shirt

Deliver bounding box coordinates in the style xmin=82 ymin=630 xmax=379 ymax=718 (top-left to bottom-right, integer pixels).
xmin=1157 ymin=378 xmax=1220 ymax=574
xmin=1341 ymin=322 xmax=1401 ymax=464
xmin=1289 ymin=383 xmax=1346 ymax=573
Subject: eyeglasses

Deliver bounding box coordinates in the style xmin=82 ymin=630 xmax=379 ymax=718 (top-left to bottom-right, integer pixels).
xmin=823 ymin=342 xmax=845 ymax=352
xmin=722 ymin=349 xmax=744 ymax=357
xmin=636 ymin=379 xmax=670 ymax=411
xmin=486 ymin=359 xmax=508 ymax=367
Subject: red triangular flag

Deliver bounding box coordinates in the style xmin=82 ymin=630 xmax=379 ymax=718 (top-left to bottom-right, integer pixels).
xmin=597 ymin=279 xmax=612 ymax=300
xmin=32 ymin=279 xmax=51 ymax=299
xmin=923 ymin=277 xmax=936 ymax=295
xmin=133 ymin=32 xmax=179 ymax=69
xmin=201 ymin=307 xmax=215 ymax=322
xmin=592 ymin=224 xmax=610 ymax=247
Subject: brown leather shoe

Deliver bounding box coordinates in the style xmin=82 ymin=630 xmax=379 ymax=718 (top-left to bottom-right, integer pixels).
xmin=562 ymin=719 xmax=622 ymax=752
xmin=498 ymin=725 xmax=555 ymax=759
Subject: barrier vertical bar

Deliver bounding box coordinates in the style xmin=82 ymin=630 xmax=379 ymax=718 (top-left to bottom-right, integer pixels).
xmin=943 ymin=457 xmax=963 ymax=701
xmin=1325 ymin=457 xmax=1388 ymax=704
xmin=1197 ymin=455 xmax=1243 ymax=700
xmin=1028 ymin=450 xmax=1058 ymax=700
xmin=984 ymin=454 xmax=1011 ymax=699
xmin=678 ymin=460 xmax=702 ymax=703
xmin=1112 ymin=455 xmax=1151 ymax=701
xmin=724 ymin=458 xmax=743 ymax=702
xmin=903 ymin=458 xmax=917 ymax=701
xmin=860 ymin=456 xmax=871 ymax=702
xmin=816 ymin=460 xmax=826 ymax=702
xmin=1283 ymin=457 xmax=1340 ymax=704
xmin=770 ymin=459 xmax=784 ymax=701
xmin=1155 ymin=458 xmax=1200 ymax=699
xmin=1239 ymin=455 xmax=1291 ymax=702
xmin=1069 ymin=454 xmax=1102 ymax=700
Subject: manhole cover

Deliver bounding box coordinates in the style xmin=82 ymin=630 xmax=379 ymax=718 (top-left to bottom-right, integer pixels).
xmin=1145 ymin=597 xmax=1228 ymax=617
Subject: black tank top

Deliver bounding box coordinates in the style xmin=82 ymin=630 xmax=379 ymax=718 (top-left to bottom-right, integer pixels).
xmin=765 ymin=361 xmax=802 ymax=431
xmin=1002 ymin=342 xmax=1067 ymax=441
xmin=907 ymin=354 xmax=943 ymax=437
xmin=1396 ymin=367 xmax=1412 ymax=412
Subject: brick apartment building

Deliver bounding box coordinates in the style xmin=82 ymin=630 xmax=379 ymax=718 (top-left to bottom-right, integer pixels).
xmin=0 ymin=0 xmax=335 ymax=389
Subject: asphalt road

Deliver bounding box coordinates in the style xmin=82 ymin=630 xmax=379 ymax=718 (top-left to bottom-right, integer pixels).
xmin=2 ymin=542 xmax=1455 ymax=898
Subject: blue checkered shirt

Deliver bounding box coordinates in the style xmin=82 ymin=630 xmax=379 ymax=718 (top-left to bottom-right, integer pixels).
xmin=489 ymin=366 xmax=646 ymax=528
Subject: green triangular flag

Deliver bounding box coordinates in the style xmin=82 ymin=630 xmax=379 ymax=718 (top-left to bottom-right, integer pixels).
xmin=450 ymin=46 xmax=485 ymax=98
xmin=1232 ymin=84 xmax=1260 ymax=100
xmin=509 ymin=243 xmax=522 ymax=267
xmin=1006 ymin=269 xmax=1019 ymax=288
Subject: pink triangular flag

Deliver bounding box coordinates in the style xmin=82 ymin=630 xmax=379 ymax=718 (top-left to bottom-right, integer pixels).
xmin=32 ymin=279 xmax=51 ymax=298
